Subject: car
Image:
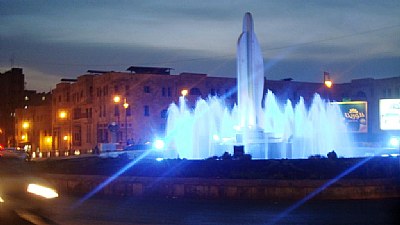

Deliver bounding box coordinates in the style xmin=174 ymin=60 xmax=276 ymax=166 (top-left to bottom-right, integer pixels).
xmin=0 ymin=147 xmax=27 ymax=160
xmin=0 ymin=176 xmax=59 ymax=224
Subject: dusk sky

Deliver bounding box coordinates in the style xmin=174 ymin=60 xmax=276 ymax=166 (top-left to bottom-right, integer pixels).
xmin=1 ymin=0 xmax=399 ymax=92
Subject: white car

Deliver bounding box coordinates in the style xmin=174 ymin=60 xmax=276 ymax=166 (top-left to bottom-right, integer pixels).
xmin=0 ymin=148 xmax=26 ymax=160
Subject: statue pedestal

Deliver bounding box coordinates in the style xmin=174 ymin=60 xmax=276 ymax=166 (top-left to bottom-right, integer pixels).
xmin=236 ymin=128 xmax=267 ymax=159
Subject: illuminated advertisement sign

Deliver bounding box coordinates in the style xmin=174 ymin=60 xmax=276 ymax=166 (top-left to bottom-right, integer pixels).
xmin=332 ymin=101 xmax=368 ymax=133
xmin=379 ymin=99 xmax=400 ymax=130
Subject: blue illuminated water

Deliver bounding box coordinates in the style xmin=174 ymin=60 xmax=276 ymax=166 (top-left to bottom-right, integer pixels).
xmin=165 ymin=91 xmax=354 ymax=159
xmin=164 ymin=12 xmax=353 ymax=159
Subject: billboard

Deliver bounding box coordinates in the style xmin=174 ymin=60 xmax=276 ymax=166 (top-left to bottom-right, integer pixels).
xmin=379 ymin=99 xmax=400 ymax=130
xmin=332 ymin=101 xmax=368 ymax=133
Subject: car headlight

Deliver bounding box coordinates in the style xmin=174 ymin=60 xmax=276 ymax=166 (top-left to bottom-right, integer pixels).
xmin=27 ymin=184 xmax=58 ymax=199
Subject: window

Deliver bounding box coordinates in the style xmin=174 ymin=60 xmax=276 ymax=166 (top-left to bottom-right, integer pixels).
xmin=210 ymin=88 xmax=216 ymax=96
xmin=87 ymin=124 xmax=91 ymax=143
xmin=162 ymin=87 xmax=166 ymax=97
xmin=144 ymin=86 xmax=151 ymax=93
xmin=144 ymin=105 xmax=150 ymax=116
xmin=355 ymin=91 xmax=367 ymax=100
xmin=126 ymin=107 xmax=131 ymax=116
xmin=190 ymin=88 xmax=202 ymax=96
xmin=168 ymin=87 xmax=171 ymax=97
xmin=105 ymin=86 xmax=108 ymax=96
xmin=114 ymin=105 xmax=120 ymax=116
xmin=160 ymin=123 xmax=166 ymax=131
xmin=161 ymin=109 xmax=168 ymax=118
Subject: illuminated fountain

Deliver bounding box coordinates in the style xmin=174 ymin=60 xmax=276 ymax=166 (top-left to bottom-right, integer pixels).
xmin=165 ymin=13 xmax=353 ymax=159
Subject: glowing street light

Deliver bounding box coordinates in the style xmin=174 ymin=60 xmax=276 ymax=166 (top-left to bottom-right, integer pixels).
xmin=324 ymin=71 xmax=333 ymax=88
xmin=324 ymin=80 xmax=333 ymax=88
xmin=113 ymin=95 xmax=121 ymax=103
xmin=113 ymin=95 xmax=122 ymax=143
xmin=59 ymin=111 xmax=67 ymax=119
xmin=123 ymin=98 xmax=129 ymax=144
xmin=181 ymin=89 xmax=188 ymax=96
xmin=45 ymin=137 xmax=52 ymax=144
xmin=22 ymin=122 xmax=30 ymax=129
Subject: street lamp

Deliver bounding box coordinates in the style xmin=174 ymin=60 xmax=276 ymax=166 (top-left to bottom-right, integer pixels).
xmin=181 ymin=89 xmax=188 ymax=97
xmin=123 ymin=98 xmax=129 ymax=144
xmin=113 ymin=95 xmax=121 ymax=104
xmin=59 ymin=111 xmax=67 ymax=119
xmin=22 ymin=121 xmax=30 ymax=143
xmin=113 ymin=95 xmax=122 ymax=143
xmin=113 ymin=95 xmax=130 ymax=145
xmin=323 ymin=72 xmax=333 ymax=100
xmin=58 ymin=110 xmax=71 ymax=151
xmin=324 ymin=72 xmax=333 ymax=88
xmin=22 ymin=121 xmax=30 ymax=129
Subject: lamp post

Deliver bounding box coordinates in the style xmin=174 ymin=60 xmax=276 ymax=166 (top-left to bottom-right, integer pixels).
xmin=181 ymin=89 xmax=188 ymax=97
xmin=113 ymin=95 xmax=121 ymax=143
xmin=123 ymin=98 xmax=129 ymax=145
xmin=22 ymin=121 xmax=30 ymax=144
xmin=58 ymin=110 xmax=71 ymax=151
xmin=323 ymin=72 xmax=333 ymax=100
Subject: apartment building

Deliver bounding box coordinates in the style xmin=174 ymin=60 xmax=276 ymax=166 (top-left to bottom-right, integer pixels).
xmin=51 ymin=67 xmax=237 ymax=151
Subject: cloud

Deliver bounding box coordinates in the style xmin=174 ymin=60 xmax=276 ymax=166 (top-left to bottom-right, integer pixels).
xmin=0 ymin=0 xmax=399 ymax=91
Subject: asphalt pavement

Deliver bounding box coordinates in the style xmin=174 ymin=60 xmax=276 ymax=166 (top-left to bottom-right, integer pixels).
xmin=1 ymin=157 xmax=399 ymax=225
xmin=39 ymin=195 xmax=400 ymax=225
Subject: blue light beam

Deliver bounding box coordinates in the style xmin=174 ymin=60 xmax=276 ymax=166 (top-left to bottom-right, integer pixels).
xmin=72 ymin=150 xmax=152 ymax=208
xmin=267 ymin=156 xmax=373 ymax=225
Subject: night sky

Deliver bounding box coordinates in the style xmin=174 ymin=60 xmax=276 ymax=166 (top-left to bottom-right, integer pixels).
xmin=1 ymin=0 xmax=399 ymax=92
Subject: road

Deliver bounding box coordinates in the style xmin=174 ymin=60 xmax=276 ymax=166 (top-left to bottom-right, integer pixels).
xmin=1 ymin=158 xmax=399 ymax=224
xmin=27 ymin=195 xmax=399 ymax=225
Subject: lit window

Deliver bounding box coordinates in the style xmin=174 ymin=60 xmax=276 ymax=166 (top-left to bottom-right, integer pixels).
xmin=24 ymin=105 xmax=28 ymax=109
xmin=25 ymin=96 xmax=29 ymax=101
xmin=42 ymin=96 xmax=46 ymax=101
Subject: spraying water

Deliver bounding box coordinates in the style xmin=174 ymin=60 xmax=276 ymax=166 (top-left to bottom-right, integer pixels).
xmin=165 ymin=13 xmax=353 ymax=159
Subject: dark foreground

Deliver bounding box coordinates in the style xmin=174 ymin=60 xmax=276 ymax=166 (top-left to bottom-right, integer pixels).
xmin=29 ymin=155 xmax=400 ymax=180
xmin=2 ymin=195 xmax=399 ymax=225
xmin=1 ymin=157 xmax=400 ymax=224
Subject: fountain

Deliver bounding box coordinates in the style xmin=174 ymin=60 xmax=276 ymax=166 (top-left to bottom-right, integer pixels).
xmin=165 ymin=13 xmax=353 ymax=159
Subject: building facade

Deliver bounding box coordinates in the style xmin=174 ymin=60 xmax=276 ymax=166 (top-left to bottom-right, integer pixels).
xmin=0 ymin=68 xmax=25 ymax=147
xmin=51 ymin=68 xmax=237 ymax=152
xmin=11 ymin=66 xmax=399 ymax=154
